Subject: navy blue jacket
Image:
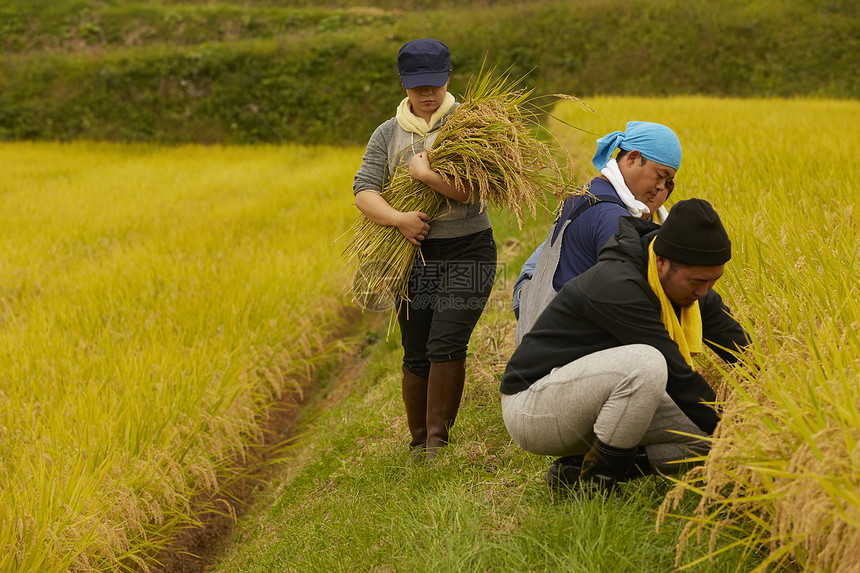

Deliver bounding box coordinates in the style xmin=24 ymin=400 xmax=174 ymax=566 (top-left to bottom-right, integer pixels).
xmin=553 ymin=177 xmax=631 ymax=291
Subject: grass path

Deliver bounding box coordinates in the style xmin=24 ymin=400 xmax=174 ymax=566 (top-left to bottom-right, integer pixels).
xmin=203 ymin=236 xmax=762 ymax=572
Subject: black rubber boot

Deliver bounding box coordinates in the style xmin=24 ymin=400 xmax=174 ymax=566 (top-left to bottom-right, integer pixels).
xmin=401 ymin=366 xmax=429 ymax=460
xmin=578 ymin=438 xmax=637 ymax=496
xmin=425 ymin=359 xmax=466 ymax=461
xmin=627 ymin=446 xmax=653 ymax=480
xmin=544 ymin=455 xmax=585 ymax=489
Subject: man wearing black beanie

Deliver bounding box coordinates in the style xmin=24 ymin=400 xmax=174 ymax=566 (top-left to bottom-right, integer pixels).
xmin=499 ymin=199 xmax=750 ymax=495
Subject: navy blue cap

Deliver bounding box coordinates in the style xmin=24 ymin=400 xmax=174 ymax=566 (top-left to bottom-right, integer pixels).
xmin=397 ymin=39 xmax=451 ymax=89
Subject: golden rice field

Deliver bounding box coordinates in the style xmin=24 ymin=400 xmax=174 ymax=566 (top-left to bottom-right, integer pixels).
xmin=550 ymin=96 xmax=860 ymax=571
xmin=0 ymin=142 xmax=361 ymax=571
xmin=1 ymin=95 xmax=859 ymax=572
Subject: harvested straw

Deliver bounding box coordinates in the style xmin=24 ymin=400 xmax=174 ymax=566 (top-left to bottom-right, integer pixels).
xmin=346 ymin=67 xmax=571 ymax=320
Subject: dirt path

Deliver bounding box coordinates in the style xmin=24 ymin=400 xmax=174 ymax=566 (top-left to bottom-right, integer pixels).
xmin=151 ymin=309 xmax=381 ymax=572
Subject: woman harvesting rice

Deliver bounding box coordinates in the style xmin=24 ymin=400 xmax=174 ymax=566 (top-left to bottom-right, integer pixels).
xmin=353 ymin=39 xmax=497 ymax=462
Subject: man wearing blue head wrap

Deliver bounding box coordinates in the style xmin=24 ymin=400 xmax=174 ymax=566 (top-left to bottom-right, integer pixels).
xmin=513 ymin=121 xmax=681 ymax=342
xmin=592 ymin=121 xmax=682 ymax=173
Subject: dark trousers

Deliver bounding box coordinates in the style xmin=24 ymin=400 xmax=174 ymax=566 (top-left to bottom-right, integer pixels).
xmin=398 ymin=228 xmax=497 ymax=378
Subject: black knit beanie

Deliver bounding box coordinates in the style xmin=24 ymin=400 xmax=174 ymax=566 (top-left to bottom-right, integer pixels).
xmin=653 ymin=198 xmax=731 ymax=266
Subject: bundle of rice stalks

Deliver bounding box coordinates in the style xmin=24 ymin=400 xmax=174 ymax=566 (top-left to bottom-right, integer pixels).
xmin=346 ymin=66 xmax=575 ymax=322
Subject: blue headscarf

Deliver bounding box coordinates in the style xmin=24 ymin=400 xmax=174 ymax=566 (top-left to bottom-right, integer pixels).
xmin=592 ymin=121 xmax=682 ymax=172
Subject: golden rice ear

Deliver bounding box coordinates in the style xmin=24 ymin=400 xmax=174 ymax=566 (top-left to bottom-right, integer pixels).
xmin=350 ymin=259 xmax=396 ymax=313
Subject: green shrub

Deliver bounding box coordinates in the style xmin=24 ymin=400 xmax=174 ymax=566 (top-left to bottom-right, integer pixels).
xmin=1 ymin=0 xmax=857 ymax=144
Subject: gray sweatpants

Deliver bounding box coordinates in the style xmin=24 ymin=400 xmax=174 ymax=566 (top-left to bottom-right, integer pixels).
xmin=501 ymin=344 xmax=709 ymax=473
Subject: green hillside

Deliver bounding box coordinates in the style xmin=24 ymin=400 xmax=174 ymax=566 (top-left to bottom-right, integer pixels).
xmin=1 ymin=0 xmax=857 ymax=144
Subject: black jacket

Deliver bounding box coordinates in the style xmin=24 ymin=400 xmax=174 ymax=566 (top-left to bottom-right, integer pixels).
xmin=500 ymin=216 xmax=749 ymax=434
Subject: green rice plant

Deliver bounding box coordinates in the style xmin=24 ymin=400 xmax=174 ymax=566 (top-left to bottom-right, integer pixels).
xmin=0 ymin=141 xmax=360 ymax=571
xmin=344 ymin=66 xmax=572 ymax=327
xmin=548 ymin=95 xmax=860 ymax=571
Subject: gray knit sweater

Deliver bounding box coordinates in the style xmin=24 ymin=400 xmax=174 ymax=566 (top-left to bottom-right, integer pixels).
xmin=353 ymin=104 xmax=492 ymax=240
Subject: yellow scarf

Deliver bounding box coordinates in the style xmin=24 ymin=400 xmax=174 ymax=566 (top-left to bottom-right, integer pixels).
xmin=647 ymin=240 xmax=702 ymax=367
xmin=395 ymin=92 xmax=456 ymax=136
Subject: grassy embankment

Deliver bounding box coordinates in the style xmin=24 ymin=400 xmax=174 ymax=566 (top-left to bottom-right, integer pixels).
xmin=209 ymin=96 xmax=860 ymax=572
xmin=1 ymin=0 xmax=857 ymax=144
xmin=0 ymin=142 xmax=364 ymax=571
